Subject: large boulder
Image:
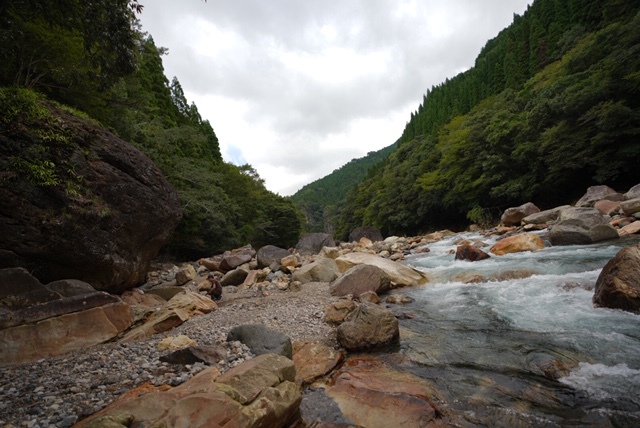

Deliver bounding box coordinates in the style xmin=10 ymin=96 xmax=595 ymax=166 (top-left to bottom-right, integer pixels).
xmin=624 ymin=184 xmax=640 ymax=200
xmin=295 ymin=233 xmax=335 ymax=256
xmin=293 ymin=342 xmax=345 ymax=386
xmin=227 ymin=324 xmax=293 ymax=359
xmin=455 ymin=244 xmax=491 ymax=262
xmin=593 ymin=244 xmax=640 ymax=312
xmin=575 ymin=185 xmax=623 ymax=207
xmin=0 ymin=268 xmax=133 ymax=365
xmin=256 ymin=245 xmax=291 ymax=269
xmin=330 ymin=264 xmax=391 ymax=297
xmin=501 ymin=202 xmax=540 ymax=226
xmin=620 ymin=198 xmax=640 ymax=216
xmin=523 ymin=205 xmax=570 ymax=225
xmin=490 ymin=233 xmax=545 ymax=256
xmin=336 ymin=303 xmax=399 ymax=351
xmin=291 ymin=258 xmax=340 ymax=284
xmin=0 ymin=103 xmax=182 ymax=294
xmin=335 ymin=252 xmax=428 ymax=287
xmin=348 ymin=226 xmax=384 ymax=243
xmin=325 ymin=356 xmax=458 ymax=427
xmin=74 ymin=353 xmax=301 ymax=428
xmin=550 ymin=207 xmax=619 ymax=246
xmin=221 ymin=267 xmax=249 ymax=286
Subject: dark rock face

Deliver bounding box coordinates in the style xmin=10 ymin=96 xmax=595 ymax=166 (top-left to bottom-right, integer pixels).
xmin=256 ymin=245 xmax=291 ymax=269
xmin=501 ymin=202 xmax=540 ymax=226
xmin=295 ymin=233 xmax=336 ymax=256
xmin=455 ymin=244 xmax=491 ymax=262
xmin=159 ymin=345 xmax=228 ymax=365
xmin=348 ymin=226 xmax=384 ymax=243
xmin=593 ymin=244 xmax=640 ymax=313
xmin=227 ymin=324 xmax=293 ymax=359
xmin=576 ymin=185 xmax=623 ymax=207
xmin=0 ymin=105 xmax=182 ymax=293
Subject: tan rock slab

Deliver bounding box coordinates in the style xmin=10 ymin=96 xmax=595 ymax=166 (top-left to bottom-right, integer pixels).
xmin=490 ymin=233 xmax=545 ymax=256
xmin=335 ymin=252 xmax=428 ymax=287
xmin=0 ymin=302 xmax=132 ymax=366
xmin=293 ymin=341 xmax=345 ymax=386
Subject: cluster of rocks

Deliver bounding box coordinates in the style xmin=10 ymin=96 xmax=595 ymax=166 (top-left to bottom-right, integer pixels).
xmin=453 ymin=184 xmax=640 ymax=313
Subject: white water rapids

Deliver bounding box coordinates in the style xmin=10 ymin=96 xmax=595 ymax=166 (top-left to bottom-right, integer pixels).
xmin=397 ymin=231 xmax=640 ymax=426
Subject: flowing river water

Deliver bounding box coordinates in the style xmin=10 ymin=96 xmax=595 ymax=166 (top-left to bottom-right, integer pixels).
xmin=393 ymin=232 xmax=640 ymax=426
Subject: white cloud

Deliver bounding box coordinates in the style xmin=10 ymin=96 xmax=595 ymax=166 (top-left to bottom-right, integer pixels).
xmin=140 ymin=0 xmax=531 ymax=196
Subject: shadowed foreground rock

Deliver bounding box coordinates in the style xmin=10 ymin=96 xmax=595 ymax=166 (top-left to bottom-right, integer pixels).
xmin=75 ymin=353 xmax=301 ymax=428
xmin=593 ymin=244 xmax=640 ymax=312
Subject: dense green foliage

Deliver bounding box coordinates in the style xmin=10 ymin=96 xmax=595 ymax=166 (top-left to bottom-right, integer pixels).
xmin=291 ymin=143 xmax=396 ymax=233
xmin=0 ymin=1 xmax=303 ymax=258
xmin=337 ymin=0 xmax=640 ymax=239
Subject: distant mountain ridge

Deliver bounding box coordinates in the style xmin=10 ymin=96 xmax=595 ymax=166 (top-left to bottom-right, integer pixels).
xmin=291 ymin=142 xmax=397 ymax=233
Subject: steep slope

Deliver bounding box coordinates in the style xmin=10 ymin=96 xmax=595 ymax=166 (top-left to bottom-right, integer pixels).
xmin=291 ymin=143 xmax=397 ymax=233
xmin=336 ymin=0 xmax=640 ymax=239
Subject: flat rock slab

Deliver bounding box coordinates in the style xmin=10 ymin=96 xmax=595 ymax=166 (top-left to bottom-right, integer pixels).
xmin=335 ymin=252 xmax=428 ymax=287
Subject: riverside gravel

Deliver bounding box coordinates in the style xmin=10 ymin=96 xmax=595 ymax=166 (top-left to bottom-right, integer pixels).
xmin=0 ymin=282 xmax=339 ymax=428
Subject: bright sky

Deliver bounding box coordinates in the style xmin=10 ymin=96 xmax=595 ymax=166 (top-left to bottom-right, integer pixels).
xmin=139 ymin=0 xmax=531 ymax=196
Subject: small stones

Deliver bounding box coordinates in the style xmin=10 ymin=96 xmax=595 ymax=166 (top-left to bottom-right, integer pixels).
xmin=0 ymin=282 xmax=338 ymax=427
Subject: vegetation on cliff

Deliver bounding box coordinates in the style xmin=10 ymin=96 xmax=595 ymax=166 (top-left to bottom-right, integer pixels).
xmin=334 ymin=0 xmax=640 ymax=239
xmin=0 ymin=1 xmax=303 ymax=258
xmin=291 ymin=143 xmax=396 ymax=234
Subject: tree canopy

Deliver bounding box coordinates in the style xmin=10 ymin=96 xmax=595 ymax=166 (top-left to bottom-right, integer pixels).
xmin=335 ymin=0 xmax=640 ymax=239
xmin=1 ymin=0 xmax=303 ymax=258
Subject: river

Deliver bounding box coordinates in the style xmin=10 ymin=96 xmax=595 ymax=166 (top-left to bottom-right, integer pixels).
xmin=395 ymin=232 xmax=640 ymax=426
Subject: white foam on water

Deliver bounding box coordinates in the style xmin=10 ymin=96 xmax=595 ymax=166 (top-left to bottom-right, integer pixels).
xmin=560 ymin=362 xmax=640 ymax=401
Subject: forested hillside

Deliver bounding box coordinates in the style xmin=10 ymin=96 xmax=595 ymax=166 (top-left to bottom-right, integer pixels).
xmin=336 ymin=0 xmax=640 ymax=239
xmin=0 ymin=1 xmax=303 ymax=258
xmin=291 ymin=143 xmax=396 ymax=233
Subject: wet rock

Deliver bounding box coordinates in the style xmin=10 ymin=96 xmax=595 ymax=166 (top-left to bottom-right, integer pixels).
xmin=330 ymin=264 xmax=391 ymax=298
xmin=227 ymin=324 xmax=293 ymax=359
xmin=336 ymin=303 xmax=398 ymax=351
xmin=293 ymin=342 xmax=344 ymax=386
xmin=490 ymin=233 xmax=545 ymax=256
xmin=593 ymin=244 xmax=640 ymax=313
xmin=455 ymin=244 xmax=491 ymax=261
xmin=325 ymin=356 xmax=456 ymax=427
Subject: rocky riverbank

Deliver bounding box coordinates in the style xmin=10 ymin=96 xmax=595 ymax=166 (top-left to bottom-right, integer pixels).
xmin=0 ymin=282 xmax=338 ymax=427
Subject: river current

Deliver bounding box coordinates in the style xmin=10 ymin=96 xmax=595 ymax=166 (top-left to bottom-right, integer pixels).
xmin=396 ymin=232 xmax=640 ymax=426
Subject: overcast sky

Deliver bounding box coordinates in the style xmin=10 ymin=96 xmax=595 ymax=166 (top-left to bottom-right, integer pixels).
xmin=139 ymin=0 xmax=531 ymax=196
